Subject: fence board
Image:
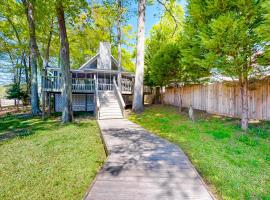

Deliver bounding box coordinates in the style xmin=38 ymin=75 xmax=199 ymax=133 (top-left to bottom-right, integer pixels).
xmin=164 ymin=82 xmax=270 ymax=121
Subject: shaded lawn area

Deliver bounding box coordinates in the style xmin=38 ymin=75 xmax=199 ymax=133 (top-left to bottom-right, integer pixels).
xmin=0 ymin=114 xmax=106 ymax=200
xmin=129 ymin=105 xmax=270 ymax=200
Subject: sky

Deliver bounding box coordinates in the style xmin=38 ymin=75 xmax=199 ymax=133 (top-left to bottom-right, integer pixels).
xmin=124 ymin=0 xmax=187 ymax=51
xmin=131 ymin=0 xmax=186 ymax=34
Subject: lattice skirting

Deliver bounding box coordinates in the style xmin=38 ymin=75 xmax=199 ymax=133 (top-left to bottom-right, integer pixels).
xmin=55 ymin=94 xmax=94 ymax=112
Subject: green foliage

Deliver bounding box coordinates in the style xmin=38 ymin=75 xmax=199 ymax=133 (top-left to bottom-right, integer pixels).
xmin=145 ymin=0 xmax=210 ymax=87
xmin=129 ymin=105 xmax=270 ymax=200
xmin=255 ymin=0 xmax=270 ymax=65
xmin=0 ymin=115 xmax=106 ymax=199
xmin=145 ymin=1 xmax=184 ymax=86
xmin=0 ymin=0 xmax=134 ymax=74
xmin=184 ymin=0 xmax=269 ymax=79
xmin=6 ymin=83 xmax=28 ymax=101
xmin=147 ymin=43 xmax=181 ymax=86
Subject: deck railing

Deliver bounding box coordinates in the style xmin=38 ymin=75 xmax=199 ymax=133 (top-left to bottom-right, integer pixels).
xmin=44 ymin=76 xmax=95 ymax=92
xmin=72 ymin=78 xmax=95 ymax=91
xmin=121 ymin=79 xmax=133 ymax=93
xmin=44 ymin=76 xmax=140 ymax=94
xmin=98 ymin=83 xmax=113 ymax=91
xmin=113 ymin=79 xmax=125 ymax=116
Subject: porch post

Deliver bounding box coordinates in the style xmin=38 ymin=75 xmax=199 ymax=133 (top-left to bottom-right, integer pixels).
xmin=94 ymin=74 xmax=97 ymax=116
xmin=48 ymin=93 xmax=51 ymax=116
xmin=41 ymin=68 xmax=46 ymax=120
xmin=118 ymin=72 xmax=122 ymax=93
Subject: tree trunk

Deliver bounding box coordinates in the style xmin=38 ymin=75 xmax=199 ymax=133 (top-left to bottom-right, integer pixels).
xmin=132 ymin=0 xmax=146 ymax=113
xmin=22 ymin=0 xmax=40 ymax=115
xmin=56 ymin=0 xmax=73 ymax=123
xmin=117 ymin=0 xmax=122 ymax=92
xmin=178 ymin=88 xmax=182 ymax=112
xmin=44 ymin=18 xmax=54 ymax=68
xmin=240 ymin=76 xmax=249 ymax=131
xmin=42 ymin=18 xmax=53 ymax=120
xmin=189 ymin=105 xmax=195 ymax=122
xmin=154 ymin=87 xmax=161 ymax=104
xmin=22 ymin=52 xmax=30 ymax=94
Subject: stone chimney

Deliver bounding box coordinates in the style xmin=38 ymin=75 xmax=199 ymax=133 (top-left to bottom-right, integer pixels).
xmin=98 ymin=42 xmax=111 ymax=70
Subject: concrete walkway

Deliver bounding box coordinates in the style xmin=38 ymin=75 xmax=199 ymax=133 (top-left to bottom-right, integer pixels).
xmin=84 ymin=119 xmax=214 ymax=200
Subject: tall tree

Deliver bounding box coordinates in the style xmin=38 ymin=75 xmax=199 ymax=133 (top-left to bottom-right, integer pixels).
xmin=185 ymin=0 xmax=269 ymax=131
xmin=117 ymin=0 xmax=122 ymax=91
xmin=22 ymin=0 xmax=40 ymax=115
xmin=132 ymin=0 xmax=146 ymax=112
xmin=56 ymin=0 xmax=73 ymax=123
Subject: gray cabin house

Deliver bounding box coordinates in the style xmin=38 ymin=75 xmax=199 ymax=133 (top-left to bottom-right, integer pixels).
xmin=43 ymin=42 xmax=150 ymax=119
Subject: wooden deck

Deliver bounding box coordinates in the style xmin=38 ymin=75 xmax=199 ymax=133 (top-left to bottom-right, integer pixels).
xmin=84 ymin=119 xmax=214 ymax=200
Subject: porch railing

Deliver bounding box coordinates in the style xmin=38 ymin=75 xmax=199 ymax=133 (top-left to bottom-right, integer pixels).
xmin=98 ymin=83 xmax=113 ymax=91
xmin=113 ymin=79 xmax=125 ymax=116
xmin=121 ymin=79 xmax=133 ymax=93
xmin=72 ymin=78 xmax=95 ymax=91
xmin=44 ymin=76 xmax=95 ymax=92
xmin=44 ymin=76 xmax=138 ymax=94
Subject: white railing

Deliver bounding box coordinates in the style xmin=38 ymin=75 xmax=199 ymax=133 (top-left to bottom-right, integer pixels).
xmin=113 ymin=79 xmax=125 ymax=114
xmin=98 ymin=83 xmax=113 ymax=91
xmin=121 ymin=79 xmax=132 ymax=93
xmin=72 ymin=78 xmax=95 ymax=91
xmin=95 ymin=77 xmax=100 ymax=119
xmin=44 ymin=76 xmax=62 ymax=91
xmin=44 ymin=76 xmax=138 ymax=94
xmin=44 ymin=76 xmax=95 ymax=92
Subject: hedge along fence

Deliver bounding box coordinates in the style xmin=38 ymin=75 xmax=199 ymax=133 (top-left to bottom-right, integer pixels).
xmin=163 ymin=80 xmax=270 ymax=121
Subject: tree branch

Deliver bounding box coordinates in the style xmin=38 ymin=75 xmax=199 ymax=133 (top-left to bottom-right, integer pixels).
xmin=156 ymin=0 xmax=178 ymax=36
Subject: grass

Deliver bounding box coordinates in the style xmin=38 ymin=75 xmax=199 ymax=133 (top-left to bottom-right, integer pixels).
xmin=0 ymin=114 xmax=106 ymax=200
xmin=129 ymin=105 xmax=270 ymax=200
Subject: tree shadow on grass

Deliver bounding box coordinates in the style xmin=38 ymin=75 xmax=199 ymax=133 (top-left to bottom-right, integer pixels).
xmin=0 ymin=117 xmax=59 ymax=142
xmin=0 ymin=112 xmax=95 ymax=142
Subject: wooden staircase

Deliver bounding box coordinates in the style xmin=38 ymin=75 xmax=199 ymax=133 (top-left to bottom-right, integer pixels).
xmin=98 ymin=91 xmax=123 ymax=119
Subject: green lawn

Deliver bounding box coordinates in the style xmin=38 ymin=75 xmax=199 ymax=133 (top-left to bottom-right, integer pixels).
xmin=129 ymin=105 xmax=270 ymax=200
xmin=0 ymin=114 xmax=106 ymax=200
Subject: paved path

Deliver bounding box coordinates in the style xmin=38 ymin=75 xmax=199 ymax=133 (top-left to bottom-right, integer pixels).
xmin=84 ymin=119 xmax=214 ymax=200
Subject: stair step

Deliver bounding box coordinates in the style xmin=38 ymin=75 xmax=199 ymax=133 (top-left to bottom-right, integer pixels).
xmin=99 ymin=100 xmax=118 ymax=103
xmin=100 ymin=112 xmax=122 ymax=116
xmin=100 ymin=111 xmax=122 ymax=115
xmin=100 ymin=109 xmax=122 ymax=112
xmin=100 ymin=105 xmax=120 ymax=107
xmin=99 ymin=116 xmax=123 ymax=119
xmin=97 ymin=91 xmax=125 ymax=119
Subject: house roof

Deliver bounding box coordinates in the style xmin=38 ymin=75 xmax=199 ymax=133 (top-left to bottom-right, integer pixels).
xmin=79 ymin=53 xmax=129 ymax=73
xmin=79 ymin=53 xmax=99 ymax=70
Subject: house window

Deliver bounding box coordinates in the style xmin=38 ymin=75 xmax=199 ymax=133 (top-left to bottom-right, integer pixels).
xmin=89 ymin=59 xmax=97 ymax=69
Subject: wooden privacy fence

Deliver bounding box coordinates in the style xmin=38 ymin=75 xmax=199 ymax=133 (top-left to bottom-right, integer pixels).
xmin=163 ymin=80 xmax=270 ymax=121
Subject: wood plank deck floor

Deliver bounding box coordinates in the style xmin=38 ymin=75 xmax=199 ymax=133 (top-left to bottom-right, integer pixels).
xmin=84 ymin=119 xmax=214 ymax=200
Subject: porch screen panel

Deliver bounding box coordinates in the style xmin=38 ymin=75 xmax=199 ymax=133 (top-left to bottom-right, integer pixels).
xmin=86 ymin=94 xmax=94 ymax=111
xmin=55 ymin=94 xmax=89 ymax=112
xmin=55 ymin=94 xmax=63 ymax=112
xmin=72 ymin=94 xmax=86 ymax=111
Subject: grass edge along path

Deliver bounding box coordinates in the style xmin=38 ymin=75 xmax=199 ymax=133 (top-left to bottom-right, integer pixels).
xmin=129 ymin=105 xmax=270 ymax=200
